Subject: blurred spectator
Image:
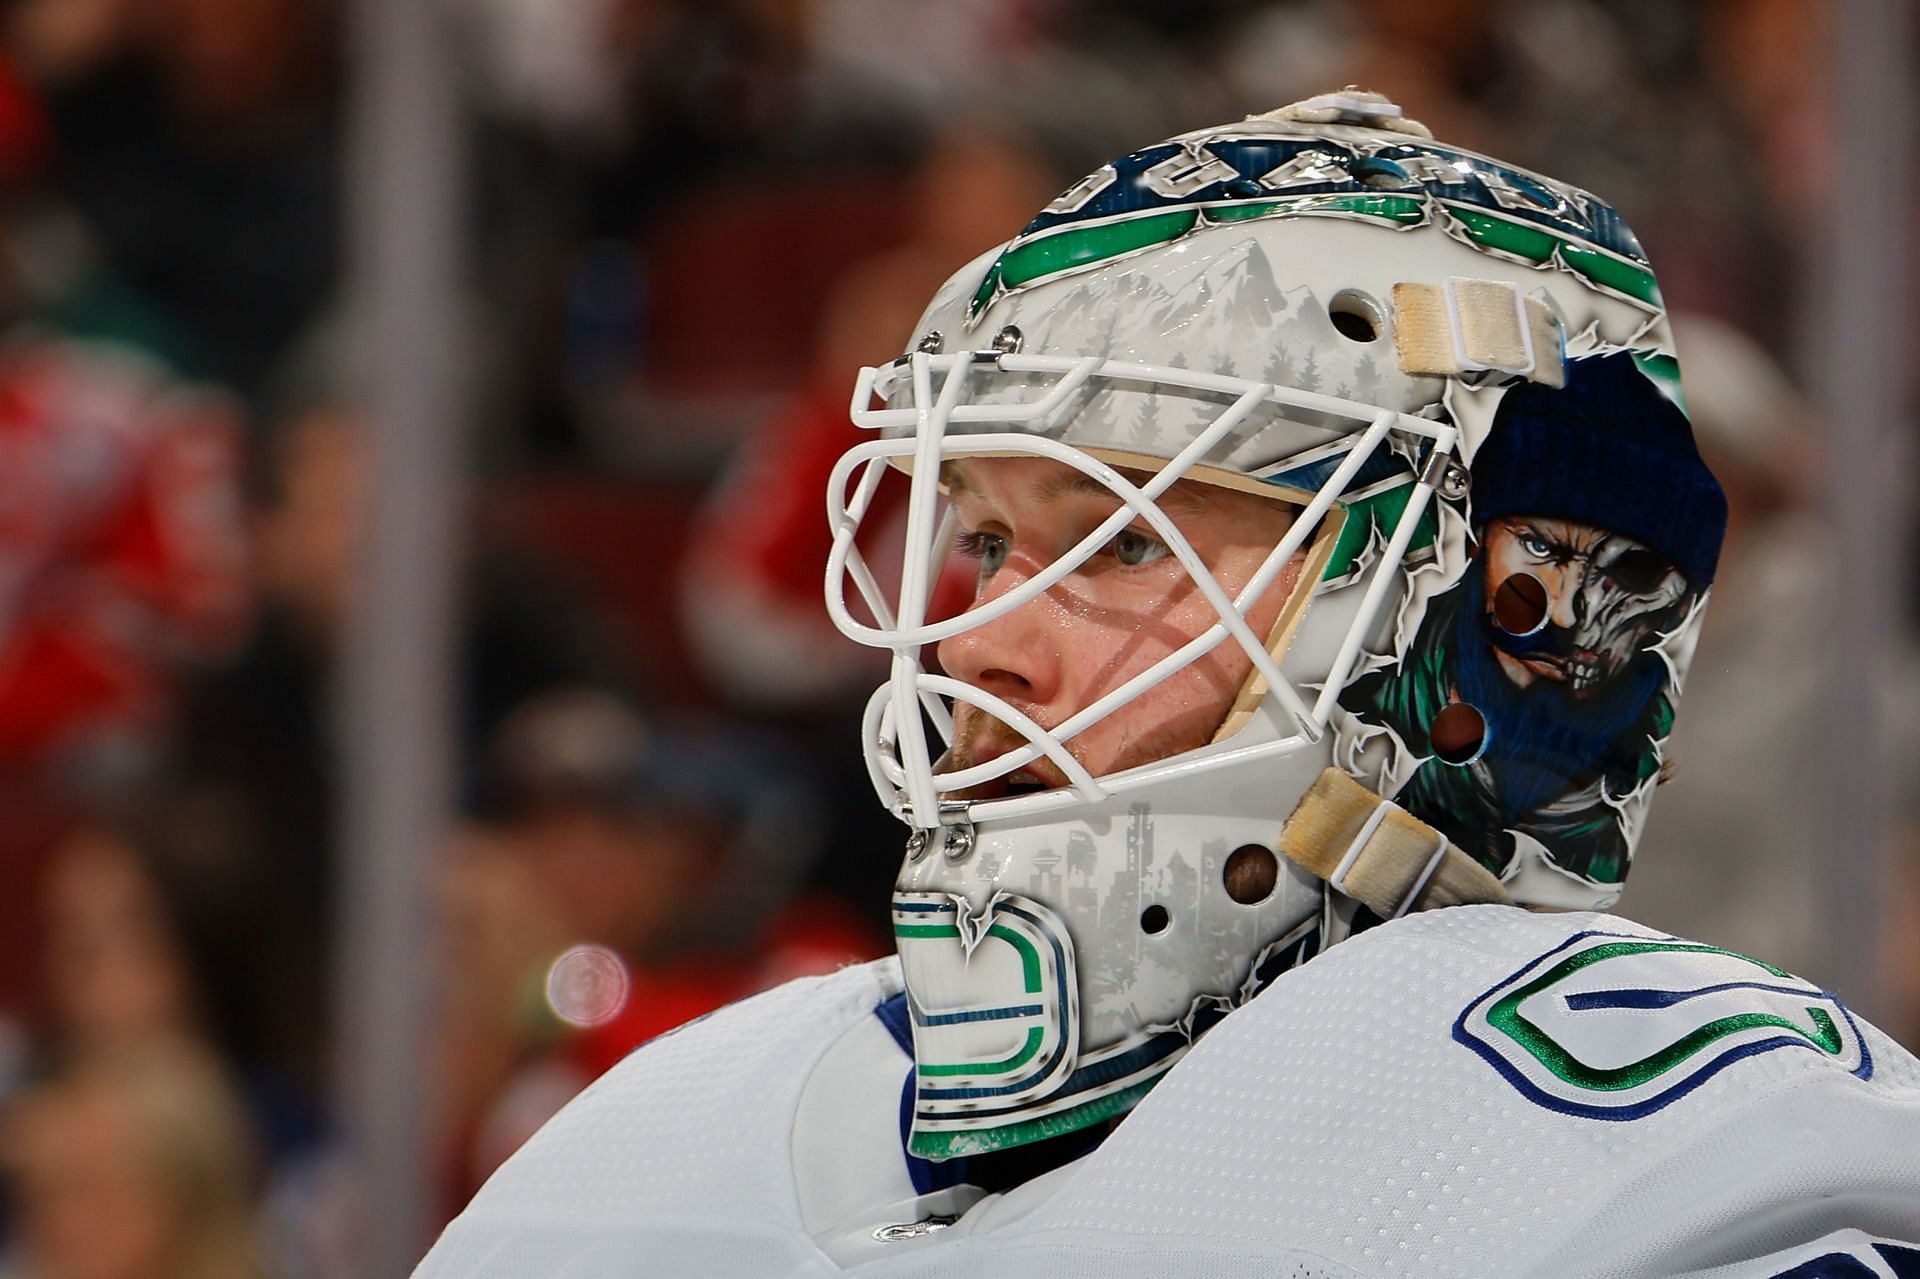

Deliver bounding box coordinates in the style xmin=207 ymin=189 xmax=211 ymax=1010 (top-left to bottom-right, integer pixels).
xmin=0 ymin=330 xmax=247 ymax=1024
xmin=5 ymin=0 xmax=341 ymax=403
xmin=24 ymin=789 xmax=363 ymax=1277
xmin=462 ymin=0 xmax=635 ymax=152
xmin=433 ymin=688 xmax=876 ymax=1208
xmin=1235 ymin=0 xmax=1504 ymax=148
xmin=173 ymin=356 xmax=639 ymax=1086
xmin=35 ymin=823 xmax=199 ymax=1057
xmin=1701 ymin=0 xmax=1830 ymax=234
xmin=0 ymin=334 xmax=247 ymax=781
xmin=680 ymin=114 xmax=1058 ymax=708
xmin=1 ymin=1039 xmax=264 ymax=1279
xmin=810 ymin=0 xmax=1057 ymax=113
xmin=674 ymin=113 xmax=1061 ymax=930
xmin=32 ymin=788 xmax=323 ymax=1135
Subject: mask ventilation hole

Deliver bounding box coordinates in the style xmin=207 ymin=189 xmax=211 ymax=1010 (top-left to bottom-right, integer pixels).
xmin=1430 ymin=702 xmax=1488 ymax=766
xmin=1223 ymin=845 xmax=1279 ymax=905
xmin=1328 ymin=290 xmax=1385 ymax=343
xmin=1492 ymin=572 xmax=1550 ymax=636
xmin=1140 ymin=904 xmax=1171 ymax=935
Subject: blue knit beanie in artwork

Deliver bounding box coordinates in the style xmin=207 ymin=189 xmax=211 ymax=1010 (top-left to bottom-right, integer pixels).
xmin=1469 ymin=351 xmax=1727 ymax=587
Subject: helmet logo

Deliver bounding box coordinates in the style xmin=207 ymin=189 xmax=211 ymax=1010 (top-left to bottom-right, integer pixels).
xmin=972 ymin=131 xmax=1656 ymax=323
xmin=1140 ymin=143 xmax=1243 ymax=199
xmin=894 ymin=893 xmax=1078 ymax=1095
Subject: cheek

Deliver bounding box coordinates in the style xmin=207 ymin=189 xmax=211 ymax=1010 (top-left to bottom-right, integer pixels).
xmin=1054 ymin=545 xmax=1298 ymax=703
xmin=1040 ymin=574 xmax=1212 ymax=717
xmin=1117 ymin=559 xmax=1281 ymax=693
xmin=1482 ymin=537 xmax=1520 ymax=579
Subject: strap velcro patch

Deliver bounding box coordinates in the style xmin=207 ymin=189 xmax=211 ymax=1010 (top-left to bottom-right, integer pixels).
xmin=1278 ymin=768 xmax=1510 ymax=917
xmin=1393 ymin=278 xmax=1566 ymax=386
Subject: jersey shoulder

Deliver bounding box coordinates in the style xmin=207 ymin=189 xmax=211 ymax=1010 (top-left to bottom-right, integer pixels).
xmin=973 ymin=905 xmax=1920 ymax=1278
xmin=414 ymin=957 xmax=906 ymax=1278
xmin=1222 ymin=904 xmax=1920 ymax=1141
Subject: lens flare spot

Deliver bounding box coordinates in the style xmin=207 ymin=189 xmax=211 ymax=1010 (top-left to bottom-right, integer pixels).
xmin=545 ymin=944 xmax=629 ymax=1028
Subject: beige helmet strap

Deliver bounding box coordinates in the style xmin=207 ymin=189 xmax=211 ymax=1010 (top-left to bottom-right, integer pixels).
xmin=1278 ymin=768 xmax=1510 ymax=918
xmin=1392 ymin=278 xmax=1566 ymax=387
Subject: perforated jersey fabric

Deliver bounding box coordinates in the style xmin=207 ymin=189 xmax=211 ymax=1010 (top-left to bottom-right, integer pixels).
xmin=414 ymin=908 xmax=1920 ymax=1278
xmin=414 ymin=959 xmax=900 ymax=1278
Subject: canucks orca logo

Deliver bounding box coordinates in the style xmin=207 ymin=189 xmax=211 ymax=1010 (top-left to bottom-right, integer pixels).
xmin=892 ymin=893 xmax=1082 ymax=1156
xmin=1454 ymin=930 xmax=1872 ymax=1120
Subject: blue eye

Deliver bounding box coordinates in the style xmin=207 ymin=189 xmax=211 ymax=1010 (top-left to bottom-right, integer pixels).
xmin=956 ymin=529 xmax=1009 ymax=580
xmin=1518 ymin=533 xmax=1552 ymax=558
xmin=1111 ymin=529 xmax=1170 ymax=567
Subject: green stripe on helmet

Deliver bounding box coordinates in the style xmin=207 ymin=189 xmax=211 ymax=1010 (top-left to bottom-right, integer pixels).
xmin=968 ymin=190 xmax=1658 ymax=325
xmin=992 ymin=210 xmax=1198 ymax=297
xmin=1322 ymin=482 xmax=1439 ymax=582
xmin=971 ymin=195 xmax=1432 ymax=319
xmin=1446 ymin=206 xmax=1661 ymax=306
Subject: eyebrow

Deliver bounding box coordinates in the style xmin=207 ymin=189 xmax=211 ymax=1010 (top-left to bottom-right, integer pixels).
xmin=941 ymin=461 xmax=1213 ymax=514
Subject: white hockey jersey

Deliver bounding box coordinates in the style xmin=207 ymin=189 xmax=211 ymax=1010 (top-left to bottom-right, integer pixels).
xmin=415 ymin=906 xmax=1920 ymax=1277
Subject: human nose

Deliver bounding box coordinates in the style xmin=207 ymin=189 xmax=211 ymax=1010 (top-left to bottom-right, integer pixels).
xmin=934 ymin=548 xmax=1065 ymax=709
xmin=1542 ymin=564 xmax=1582 ymax=630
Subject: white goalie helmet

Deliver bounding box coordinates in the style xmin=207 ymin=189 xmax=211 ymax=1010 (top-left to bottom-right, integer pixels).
xmin=825 ymin=91 xmax=1726 ymax=1160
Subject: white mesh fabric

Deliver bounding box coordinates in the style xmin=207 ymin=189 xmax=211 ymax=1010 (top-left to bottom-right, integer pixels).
xmin=853 ymin=907 xmax=1920 ymax=1279
xmin=855 ymin=1236 xmax=1369 ymax=1279
xmin=413 ymin=959 xmax=901 ymax=1278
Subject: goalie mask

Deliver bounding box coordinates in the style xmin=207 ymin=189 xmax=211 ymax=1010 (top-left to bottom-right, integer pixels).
xmin=825 ymin=91 xmax=1726 ymax=1160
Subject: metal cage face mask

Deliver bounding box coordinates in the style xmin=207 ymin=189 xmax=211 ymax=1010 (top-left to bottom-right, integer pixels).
xmin=826 ymin=347 xmax=1458 ymax=833
xmin=824 ymin=342 xmax=1459 ymax=1159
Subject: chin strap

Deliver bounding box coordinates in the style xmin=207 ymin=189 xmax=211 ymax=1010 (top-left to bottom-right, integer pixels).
xmin=1279 ymin=768 xmax=1510 ymax=919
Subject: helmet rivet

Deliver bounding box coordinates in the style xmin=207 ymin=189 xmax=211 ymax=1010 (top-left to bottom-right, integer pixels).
xmin=915 ymin=330 xmax=944 ymax=355
xmin=941 ymin=824 xmax=976 ymax=862
xmin=1437 ymin=461 xmax=1470 ymax=501
xmin=904 ymin=829 xmax=931 ymax=862
xmin=991 ymin=324 xmax=1023 ymax=356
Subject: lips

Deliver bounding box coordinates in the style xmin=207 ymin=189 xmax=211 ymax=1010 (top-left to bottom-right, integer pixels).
xmin=934 ymin=737 xmax=1067 ymax=801
xmin=1516 ymin=647 xmax=1609 ymax=693
xmin=960 ymin=770 xmax=1052 ymax=801
xmin=1516 ymin=652 xmax=1570 ymax=681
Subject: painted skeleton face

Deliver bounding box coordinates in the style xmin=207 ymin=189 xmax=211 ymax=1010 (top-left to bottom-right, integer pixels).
xmin=1481 ymin=516 xmax=1690 ymax=697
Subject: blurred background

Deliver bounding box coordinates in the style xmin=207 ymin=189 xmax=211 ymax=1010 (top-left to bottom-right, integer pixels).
xmin=0 ymin=0 xmax=1909 ymax=1273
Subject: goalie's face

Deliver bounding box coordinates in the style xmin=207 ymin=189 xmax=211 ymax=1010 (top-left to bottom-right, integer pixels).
xmin=935 ymin=456 xmax=1303 ymax=798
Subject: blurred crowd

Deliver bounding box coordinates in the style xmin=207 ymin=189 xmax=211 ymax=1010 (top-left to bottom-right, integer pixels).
xmin=0 ymin=0 xmax=1907 ymax=1274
